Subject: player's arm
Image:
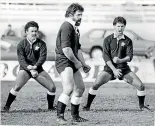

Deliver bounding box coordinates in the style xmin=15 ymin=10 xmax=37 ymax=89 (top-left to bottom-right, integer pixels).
xmin=61 ymin=24 xmax=82 ymax=68
xmin=34 ymin=42 xmax=47 ymax=69
xmin=120 ymin=56 xmax=130 ymax=63
xmin=103 ymin=38 xmax=122 ymax=77
xmin=77 ymin=49 xmax=91 ymax=73
xmin=113 ymin=56 xmax=131 ymax=64
xmin=77 ymin=49 xmax=86 ymax=66
xmin=63 ymin=47 xmax=80 ymax=64
xmin=125 ymin=39 xmax=133 ymax=62
xmin=17 ymin=42 xmax=30 ymax=71
xmin=103 ymin=38 xmax=116 ymax=70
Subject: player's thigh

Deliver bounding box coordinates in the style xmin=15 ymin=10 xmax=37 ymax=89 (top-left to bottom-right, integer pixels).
xmin=60 ymin=67 xmax=75 ymax=93
xmin=123 ymin=72 xmax=144 ymax=90
xmin=35 ymin=71 xmax=56 ymax=92
xmin=73 ymin=70 xmax=85 ymax=95
xmin=94 ymin=71 xmax=112 ymax=88
xmin=14 ymin=70 xmax=31 ymax=91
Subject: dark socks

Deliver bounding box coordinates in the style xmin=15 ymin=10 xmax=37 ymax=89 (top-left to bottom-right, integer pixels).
xmin=138 ymin=95 xmax=145 ymax=107
xmin=47 ymin=94 xmax=55 ymax=109
xmin=57 ymin=101 xmax=66 ymax=118
xmin=5 ymin=93 xmax=16 ymax=108
xmin=85 ymin=93 xmax=96 ymax=108
xmin=71 ymin=103 xmax=79 ymax=117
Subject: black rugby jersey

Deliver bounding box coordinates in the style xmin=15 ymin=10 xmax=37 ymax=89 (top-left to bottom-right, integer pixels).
xmin=103 ymin=33 xmax=133 ymax=69
xmin=55 ymin=21 xmax=81 ymax=58
xmin=17 ymin=38 xmax=47 ymax=71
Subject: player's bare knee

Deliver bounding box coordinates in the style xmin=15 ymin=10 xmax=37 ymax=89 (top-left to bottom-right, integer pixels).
xmin=14 ymin=85 xmax=21 ymax=91
xmin=48 ymin=86 xmax=56 ymax=92
xmin=73 ymin=91 xmax=83 ymax=97
xmin=79 ymin=87 xmax=85 ymax=94
xmin=139 ymin=84 xmax=145 ymax=91
xmin=93 ymin=83 xmax=102 ymax=90
xmin=92 ymin=85 xmax=98 ymax=90
xmin=63 ymin=90 xmax=73 ymax=96
xmin=63 ymin=87 xmax=73 ymax=96
xmin=74 ymin=86 xmax=85 ymax=96
xmin=135 ymin=81 xmax=145 ymax=91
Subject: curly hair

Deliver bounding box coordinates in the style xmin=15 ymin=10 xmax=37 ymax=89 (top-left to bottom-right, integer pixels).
xmin=25 ymin=21 xmax=39 ymax=32
xmin=113 ymin=16 xmax=127 ymax=26
xmin=65 ymin=3 xmax=84 ymax=17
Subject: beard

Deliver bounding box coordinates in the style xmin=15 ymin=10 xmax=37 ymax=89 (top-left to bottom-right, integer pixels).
xmin=75 ymin=20 xmax=81 ymax=26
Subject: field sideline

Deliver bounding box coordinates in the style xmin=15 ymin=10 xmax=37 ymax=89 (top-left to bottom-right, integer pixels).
xmin=1 ymin=81 xmax=155 ymax=126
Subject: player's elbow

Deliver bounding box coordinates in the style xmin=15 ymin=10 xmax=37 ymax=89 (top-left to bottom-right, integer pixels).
xmin=62 ymin=47 xmax=73 ymax=58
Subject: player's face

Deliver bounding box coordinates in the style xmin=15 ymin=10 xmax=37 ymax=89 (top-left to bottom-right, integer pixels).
xmin=114 ymin=22 xmax=125 ymax=36
xmin=26 ymin=27 xmax=38 ymax=41
xmin=72 ymin=10 xmax=83 ymax=26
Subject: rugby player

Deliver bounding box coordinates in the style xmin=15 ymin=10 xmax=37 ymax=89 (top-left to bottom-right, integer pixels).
xmin=83 ymin=16 xmax=149 ymax=111
xmin=2 ymin=21 xmax=56 ymax=111
xmin=55 ymin=3 xmax=90 ymax=125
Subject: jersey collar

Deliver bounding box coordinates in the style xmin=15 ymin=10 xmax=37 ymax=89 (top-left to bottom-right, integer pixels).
xmin=26 ymin=37 xmax=37 ymax=45
xmin=113 ymin=32 xmax=125 ymax=40
xmin=66 ymin=18 xmax=76 ymax=27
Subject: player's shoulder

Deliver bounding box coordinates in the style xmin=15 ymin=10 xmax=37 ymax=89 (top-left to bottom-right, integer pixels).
xmin=60 ymin=21 xmax=74 ymax=30
xmin=124 ymin=35 xmax=132 ymax=42
xmin=17 ymin=38 xmax=27 ymax=49
xmin=104 ymin=34 xmax=113 ymax=43
xmin=37 ymin=38 xmax=46 ymax=45
xmin=18 ymin=38 xmax=26 ymax=46
xmin=37 ymin=38 xmax=45 ymax=43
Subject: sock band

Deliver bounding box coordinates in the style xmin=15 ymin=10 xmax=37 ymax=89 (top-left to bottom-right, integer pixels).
xmin=137 ymin=90 xmax=145 ymax=96
xmin=10 ymin=88 xmax=18 ymax=96
xmin=47 ymin=90 xmax=55 ymax=95
xmin=58 ymin=93 xmax=70 ymax=105
xmin=71 ymin=95 xmax=81 ymax=105
xmin=89 ymin=87 xmax=97 ymax=95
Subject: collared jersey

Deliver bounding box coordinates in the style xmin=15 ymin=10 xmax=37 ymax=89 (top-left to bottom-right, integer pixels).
xmin=17 ymin=38 xmax=47 ymax=71
xmin=55 ymin=21 xmax=81 ymax=68
xmin=103 ymin=33 xmax=133 ymax=68
xmin=55 ymin=21 xmax=81 ymax=58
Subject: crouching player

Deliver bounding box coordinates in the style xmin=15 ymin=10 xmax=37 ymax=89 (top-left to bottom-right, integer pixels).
xmin=2 ymin=21 xmax=56 ymax=111
xmin=83 ymin=16 xmax=149 ymax=111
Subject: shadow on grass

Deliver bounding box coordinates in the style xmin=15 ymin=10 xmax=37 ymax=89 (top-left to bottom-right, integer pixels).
xmin=88 ymin=108 xmax=154 ymax=112
xmin=1 ymin=108 xmax=56 ymax=113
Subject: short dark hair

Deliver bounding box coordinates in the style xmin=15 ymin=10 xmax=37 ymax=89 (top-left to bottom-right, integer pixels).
xmin=113 ymin=16 xmax=127 ymax=26
xmin=25 ymin=21 xmax=39 ymax=32
xmin=65 ymin=3 xmax=84 ymax=17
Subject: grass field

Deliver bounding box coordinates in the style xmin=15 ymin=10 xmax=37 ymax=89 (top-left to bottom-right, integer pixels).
xmin=1 ymin=81 xmax=155 ymax=126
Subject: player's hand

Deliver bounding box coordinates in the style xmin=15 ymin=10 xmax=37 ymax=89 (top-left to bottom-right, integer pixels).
xmin=27 ymin=65 xmax=33 ymax=70
xmin=113 ymin=57 xmax=121 ymax=64
xmin=30 ymin=70 xmax=38 ymax=78
xmin=32 ymin=65 xmax=37 ymax=70
xmin=75 ymin=61 xmax=82 ymax=70
xmin=82 ymin=64 xmax=91 ymax=73
xmin=113 ymin=69 xmax=122 ymax=78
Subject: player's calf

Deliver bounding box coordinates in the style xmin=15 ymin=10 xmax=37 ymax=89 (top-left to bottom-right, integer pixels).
xmin=137 ymin=89 xmax=145 ymax=110
xmin=83 ymin=87 xmax=97 ymax=111
xmin=57 ymin=93 xmax=70 ymax=124
xmin=71 ymin=95 xmax=88 ymax=122
xmin=3 ymin=88 xmax=18 ymax=111
xmin=47 ymin=91 xmax=56 ymax=110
